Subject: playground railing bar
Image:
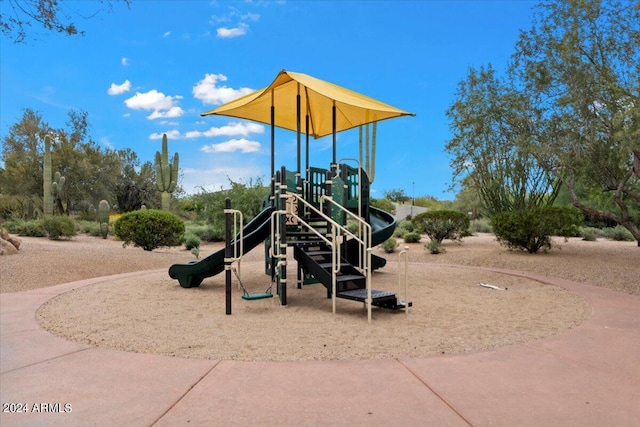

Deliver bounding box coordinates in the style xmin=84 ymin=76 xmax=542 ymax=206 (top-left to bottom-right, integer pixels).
xmin=291 ymin=191 xmax=373 ymax=323
xmin=398 ymin=246 xmax=410 ymax=315
xmin=320 ymin=194 xmax=373 ymax=324
xmin=223 ymin=208 xmax=244 ymax=291
xmin=284 ymin=192 xmax=348 ymax=316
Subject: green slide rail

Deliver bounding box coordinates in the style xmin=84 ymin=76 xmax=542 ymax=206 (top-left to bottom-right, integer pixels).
xmin=169 ymin=206 xmax=274 ymax=288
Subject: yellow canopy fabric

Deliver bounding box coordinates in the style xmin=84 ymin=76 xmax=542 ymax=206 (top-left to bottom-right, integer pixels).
xmin=201 ymin=70 xmax=415 ymax=138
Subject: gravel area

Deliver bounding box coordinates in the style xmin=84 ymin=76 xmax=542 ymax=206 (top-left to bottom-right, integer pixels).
xmin=2 ymin=232 xmax=638 ymax=361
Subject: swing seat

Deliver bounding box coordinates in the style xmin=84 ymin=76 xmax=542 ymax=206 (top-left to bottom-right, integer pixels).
xmin=242 ymin=292 xmax=273 ymax=301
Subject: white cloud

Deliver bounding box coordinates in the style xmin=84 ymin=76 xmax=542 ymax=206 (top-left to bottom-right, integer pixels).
xmin=217 ymin=24 xmax=247 ymax=38
xmin=211 ymin=8 xmax=259 ymax=39
xmin=150 ymin=130 xmax=181 ymax=140
xmin=163 ymin=31 xmax=170 ymax=37
xmin=192 ymin=73 xmax=254 ymax=105
xmin=186 ymin=122 xmax=264 ymax=138
xmin=121 ymin=57 xmax=128 ymax=66
xmin=124 ymin=89 xmax=184 ymax=120
xmin=201 ymin=138 xmax=261 ymax=153
xmin=125 ymin=89 xmax=173 ymax=110
xmin=107 ymin=80 xmax=131 ymax=95
xmin=241 ymin=12 xmax=260 ymax=22
xmin=148 ymin=106 xmax=184 ymax=120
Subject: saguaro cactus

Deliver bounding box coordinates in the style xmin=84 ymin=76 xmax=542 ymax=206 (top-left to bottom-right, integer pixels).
xmin=43 ymin=135 xmax=53 ymax=217
xmin=98 ymin=200 xmax=110 ymax=239
xmin=154 ymin=133 xmax=179 ymax=211
xmin=52 ymin=171 xmax=66 ymax=214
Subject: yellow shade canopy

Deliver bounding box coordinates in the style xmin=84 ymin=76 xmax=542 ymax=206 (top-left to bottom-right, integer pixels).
xmin=201 ymin=70 xmax=415 ymax=139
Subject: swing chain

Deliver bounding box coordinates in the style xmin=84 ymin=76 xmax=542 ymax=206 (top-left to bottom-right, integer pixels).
xmin=232 ymin=265 xmax=272 ymax=297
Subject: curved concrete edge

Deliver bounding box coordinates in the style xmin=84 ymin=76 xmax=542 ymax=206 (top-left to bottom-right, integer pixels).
xmin=1 ymin=266 xmax=639 ymax=427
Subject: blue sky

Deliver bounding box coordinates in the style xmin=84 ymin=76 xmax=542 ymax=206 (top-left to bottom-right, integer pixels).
xmin=0 ymin=0 xmax=536 ymax=200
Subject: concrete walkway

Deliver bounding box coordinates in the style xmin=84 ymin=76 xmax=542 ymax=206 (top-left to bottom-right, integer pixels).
xmin=1 ymin=267 xmax=639 ymax=426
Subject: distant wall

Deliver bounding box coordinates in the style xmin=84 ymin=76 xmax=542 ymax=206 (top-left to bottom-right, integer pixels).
xmin=393 ymin=203 xmax=428 ymax=221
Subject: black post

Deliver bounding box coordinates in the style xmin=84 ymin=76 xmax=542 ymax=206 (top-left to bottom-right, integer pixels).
xmin=296 ymin=92 xmax=301 ymax=179
xmin=225 ymin=197 xmax=232 ymax=315
xmin=296 ymin=92 xmax=303 ymax=216
xmin=270 ymin=93 xmax=275 ymax=207
xmin=332 ymin=102 xmax=337 ymax=167
xmin=305 ymin=113 xmax=310 ymax=193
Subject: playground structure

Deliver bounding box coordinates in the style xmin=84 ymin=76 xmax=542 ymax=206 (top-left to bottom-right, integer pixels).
xmin=169 ymin=70 xmax=415 ymax=322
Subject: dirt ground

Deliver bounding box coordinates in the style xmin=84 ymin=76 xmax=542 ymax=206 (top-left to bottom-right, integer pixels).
xmin=2 ymin=233 xmax=638 ymax=361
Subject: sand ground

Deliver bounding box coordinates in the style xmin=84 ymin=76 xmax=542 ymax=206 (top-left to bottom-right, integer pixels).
xmin=1 ymin=233 xmax=638 ymax=361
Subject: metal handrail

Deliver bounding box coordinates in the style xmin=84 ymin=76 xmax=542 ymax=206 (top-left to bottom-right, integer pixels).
xmin=223 ymin=208 xmax=243 ymax=289
xmin=398 ymin=246 xmax=409 ymax=315
xmin=320 ymin=194 xmax=374 ymax=324
xmin=320 ymin=194 xmax=371 ymax=268
xmin=285 ymin=192 xmax=355 ymax=316
xmin=269 ymin=209 xmax=288 ymax=261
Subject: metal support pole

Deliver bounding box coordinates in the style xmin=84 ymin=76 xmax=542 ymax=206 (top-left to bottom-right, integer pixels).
xmin=270 ymin=92 xmax=275 ymax=207
xmin=296 ymin=90 xmax=303 ymax=217
xmin=225 ymin=197 xmax=232 ymax=315
xmin=305 ymin=114 xmax=310 ymax=193
xmin=332 ymin=102 xmax=337 ymax=168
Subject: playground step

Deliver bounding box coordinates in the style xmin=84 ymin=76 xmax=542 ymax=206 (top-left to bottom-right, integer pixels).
xmin=293 ymin=244 xmax=366 ymax=293
xmin=336 ymin=289 xmax=412 ymax=310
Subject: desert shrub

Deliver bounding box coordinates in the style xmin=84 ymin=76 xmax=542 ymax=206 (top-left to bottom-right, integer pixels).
xmin=0 ymin=195 xmax=23 ymax=220
xmin=75 ymin=200 xmax=97 ymax=221
xmin=188 ymin=224 xmax=224 ymax=242
xmin=412 ymin=210 xmax=470 ymax=244
xmin=43 ymin=216 xmax=76 ymax=240
xmin=76 ymin=220 xmax=101 ymax=237
xmin=380 ymin=237 xmax=398 ymax=253
xmin=403 ymin=232 xmax=421 ymax=243
xmin=605 ymin=225 xmax=634 ymax=242
xmin=114 ymin=209 xmax=185 ymax=251
xmin=2 ymin=219 xmax=46 ymax=237
xmin=580 ymin=226 xmax=600 ymax=242
xmin=472 ymin=218 xmax=493 ymax=233
xmin=394 ymin=219 xmax=414 ymax=238
xmin=184 ymin=233 xmax=201 ymax=250
xmin=191 ymin=247 xmax=200 ymax=259
xmin=425 ymin=239 xmax=446 ymax=254
xmin=491 ymin=206 xmax=581 ymax=254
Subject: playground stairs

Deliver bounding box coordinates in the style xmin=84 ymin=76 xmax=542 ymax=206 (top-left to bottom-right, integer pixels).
xmin=291 ymin=238 xmax=411 ymax=310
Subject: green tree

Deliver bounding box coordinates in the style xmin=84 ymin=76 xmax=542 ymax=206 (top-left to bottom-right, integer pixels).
xmin=452 ymin=177 xmax=484 ymax=219
xmin=446 ymin=65 xmax=560 ymax=216
xmin=115 ymin=149 xmax=158 ymax=212
xmin=513 ymin=0 xmax=640 ymax=244
xmin=0 ymin=108 xmax=50 ymax=200
xmin=47 ymin=110 xmax=121 ymax=210
xmin=1 ymin=108 xmax=131 ymax=216
xmin=1 ymin=0 xmax=130 ymax=44
xmin=383 ymin=188 xmax=410 ymax=203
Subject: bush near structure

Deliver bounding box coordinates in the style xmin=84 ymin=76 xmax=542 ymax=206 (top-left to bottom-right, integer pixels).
xmin=42 ymin=216 xmax=76 ymax=240
xmin=114 ymin=209 xmax=184 ymax=251
xmin=491 ymin=206 xmax=582 ymax=254
xmin=412 ymin=210 xmax=470 ymax=244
